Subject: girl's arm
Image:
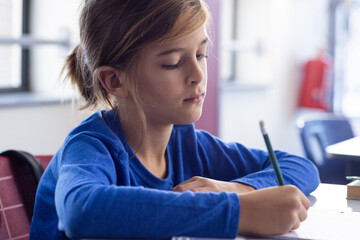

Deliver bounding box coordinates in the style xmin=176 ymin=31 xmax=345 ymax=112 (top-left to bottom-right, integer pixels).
xmin=55 ymin=169 xmax=240 ymax=239
xmin=192 ymin=130 xmax=320 ymax=195
xmin=55 ymin=136 xmax=240 ymax=239
xmin=172 ymin=178 xmax=311 ymax=236
xmin=57 ymin=162 xmax=310 ymax=238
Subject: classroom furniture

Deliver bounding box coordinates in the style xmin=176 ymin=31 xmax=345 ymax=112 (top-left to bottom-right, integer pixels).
xmin=326 ymin=136 xmax=360 ymax=161
xmin=0 ymin=154 xmax=51 ymax=240
xmin=296 ymin=113 xmax=357 ymax=184
xmin=173 ymin=183 xmax=360 ymax=240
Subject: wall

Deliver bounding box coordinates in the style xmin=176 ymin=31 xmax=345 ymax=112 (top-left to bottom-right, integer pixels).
xmin=0 ymin=104 xmax=89 ymax=154
xmin=219 ymin=0 xmax=330 ymax=156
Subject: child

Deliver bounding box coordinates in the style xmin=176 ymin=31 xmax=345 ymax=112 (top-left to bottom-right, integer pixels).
xmin=30 ymin=0 xmax=320 ymax=239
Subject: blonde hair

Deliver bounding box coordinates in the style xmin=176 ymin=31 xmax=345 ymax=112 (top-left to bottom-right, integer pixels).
xmin=61 ymin=0 xmax=210 ymax=153
xmin=62 ymin=0 xmax=209 ymax=111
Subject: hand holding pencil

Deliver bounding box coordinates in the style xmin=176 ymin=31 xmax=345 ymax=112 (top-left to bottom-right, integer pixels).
xmin=238 ymin=185 xmax=310 ymax=235
xmin=237 ymin=121 xmax=311 ymax=235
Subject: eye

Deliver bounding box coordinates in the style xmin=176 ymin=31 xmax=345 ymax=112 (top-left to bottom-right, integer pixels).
xmin=162 ymin=60 xmax=181 ymax=70
xmin=196 ymin=54 xmax=209 ymax=60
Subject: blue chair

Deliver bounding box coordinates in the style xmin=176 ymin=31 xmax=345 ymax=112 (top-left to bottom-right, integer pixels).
xmin=297 ymin=113 xmax=359 ymax=184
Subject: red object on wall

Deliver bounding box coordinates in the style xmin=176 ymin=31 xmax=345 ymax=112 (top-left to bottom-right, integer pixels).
xmin=299 ymin=53 xmax=332 ymax=111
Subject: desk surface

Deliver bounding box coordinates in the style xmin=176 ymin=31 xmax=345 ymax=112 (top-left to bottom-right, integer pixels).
xmin=326 ymin=136 xmax=360 ymax=161
xmin=174 ymin=184 xmax=360 ymax=240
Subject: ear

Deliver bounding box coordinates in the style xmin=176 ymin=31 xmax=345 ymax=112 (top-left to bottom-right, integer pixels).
xmin=97 ymin=66 xmax=128 ymax=98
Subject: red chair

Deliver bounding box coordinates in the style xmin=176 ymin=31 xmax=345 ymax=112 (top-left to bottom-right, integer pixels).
xmin=0 ymin=153 xmax=52 ymax=240
xmin=35 ymin=155 xmax=52 ymax=170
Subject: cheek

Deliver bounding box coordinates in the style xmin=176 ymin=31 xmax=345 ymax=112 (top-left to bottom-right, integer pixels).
xmin=139 ymin=75 xmax=181 ymax=103
xmin=202 ymin=63 xmax=208 ymax=86
xmin=157 ymin=81 xmax=184 ymax=101
xmin=200 ymin=59 xmax=207 ymax=76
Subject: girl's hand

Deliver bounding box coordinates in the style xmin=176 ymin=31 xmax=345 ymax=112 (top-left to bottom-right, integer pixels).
xmin=171 ymin=176 xmax=255 ymax=193
xmin=238 ymin=185 xmax=310 ymax=235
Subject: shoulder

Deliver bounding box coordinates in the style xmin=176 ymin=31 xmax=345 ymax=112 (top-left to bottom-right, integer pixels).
xmin=172 ymin=124 xmax=214 ymax=142
xmin=171 ymin=124 xmax=236 ymax=150
xmin=67 ymin=110 xmax=118 ymax=137
xmin=173 ymin=125 xmax=269 ymax=161
xmin=57 ymin=109 xmax=129 ymax=165
xmin=65 ymin=110 xmax=123 ymax=144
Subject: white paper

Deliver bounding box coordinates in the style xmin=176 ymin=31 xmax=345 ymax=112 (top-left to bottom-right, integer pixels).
xmin=270 ymin=208 xmax=360 ymax=240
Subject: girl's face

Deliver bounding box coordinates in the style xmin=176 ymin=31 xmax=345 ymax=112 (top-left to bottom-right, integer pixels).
xmin=136 ymin=26 xmax=208 ymax=127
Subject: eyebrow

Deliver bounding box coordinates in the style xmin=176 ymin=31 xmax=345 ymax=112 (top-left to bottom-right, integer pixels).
xmin=157 ymin=38 xmax=208 ymax=56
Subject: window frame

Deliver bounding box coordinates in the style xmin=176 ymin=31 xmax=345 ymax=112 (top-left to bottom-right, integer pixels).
xmin=0 ymin=0 xmax=30 ymax=94
xmin=330 ymin=0 xmax=360 ymax=116
xmin=219 ymin=0 xmax=270 ymax=91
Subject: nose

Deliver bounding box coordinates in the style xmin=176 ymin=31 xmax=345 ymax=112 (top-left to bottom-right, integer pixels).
xmin=185 ymin=58 xmax=205 ymax=85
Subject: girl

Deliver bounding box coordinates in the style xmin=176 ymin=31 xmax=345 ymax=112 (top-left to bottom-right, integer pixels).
xmin=30 ymin=0 xmax=320 ymax=239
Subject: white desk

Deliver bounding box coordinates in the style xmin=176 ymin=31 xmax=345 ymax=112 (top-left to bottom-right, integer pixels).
xmin=173 ymin=184 xmax=360 ymax=240
xmin=326 ymin=136 xmax=360 ymax=161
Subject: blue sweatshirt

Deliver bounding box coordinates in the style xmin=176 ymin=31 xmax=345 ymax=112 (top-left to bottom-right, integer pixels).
xmin=30 ymin=110 xmax=320 ymax=239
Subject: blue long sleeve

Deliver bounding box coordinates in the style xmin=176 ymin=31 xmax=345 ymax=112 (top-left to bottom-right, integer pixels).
xmin=56 ymin=177 xmax=239 ymax=239
xmin=193 ymin=131 xmax=319 ymax=195
xmin=54 ymin=135 xmax=240 ymax=239
xmin=30 ymin=110 xmax=320 ymax=239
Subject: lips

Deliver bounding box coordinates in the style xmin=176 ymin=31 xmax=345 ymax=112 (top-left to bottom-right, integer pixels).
xmin=184 ymin=93 xmax=205 ymax=103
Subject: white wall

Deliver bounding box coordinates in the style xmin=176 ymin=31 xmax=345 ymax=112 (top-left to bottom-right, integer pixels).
xmin=219 ymin=0 xmax=330 ymax=156
xmin=0 ymin=104 xmax=90 ymax=155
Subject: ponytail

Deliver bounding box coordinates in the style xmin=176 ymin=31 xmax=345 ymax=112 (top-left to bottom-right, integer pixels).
xmin=61 ymin=45 xmax=99 ymax=109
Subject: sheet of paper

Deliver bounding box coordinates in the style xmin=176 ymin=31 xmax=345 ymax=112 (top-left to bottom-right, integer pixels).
xmin=173 ymin=208 xmax=360 ymax=240
xmin=270 ymin=208 xmax=360 ymax=240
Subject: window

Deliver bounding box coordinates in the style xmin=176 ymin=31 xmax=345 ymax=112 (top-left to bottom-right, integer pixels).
xmin=0 ymin=0 xmax=30 ymax=93
xmin=332 ymin=0 xmax=360 ymax=117
xmin=219 ymin=0 xmax=271 ymax=88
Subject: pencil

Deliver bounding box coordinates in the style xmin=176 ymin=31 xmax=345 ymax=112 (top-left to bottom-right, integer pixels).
xmin=259 ymin=120 xmax=284 ymax=186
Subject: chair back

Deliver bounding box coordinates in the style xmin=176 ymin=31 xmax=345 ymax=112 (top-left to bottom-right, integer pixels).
xmin=0 ymin=153 xmax=52 ymax=240
xmin=36 ymin=155 xmax=52 ymax=170
xmin=297 ymin=113 xmax=354 ymax=184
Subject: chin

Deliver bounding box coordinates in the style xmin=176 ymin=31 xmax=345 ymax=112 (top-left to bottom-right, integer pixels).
xmin=176 ymin=111 xmax=203 ymax=125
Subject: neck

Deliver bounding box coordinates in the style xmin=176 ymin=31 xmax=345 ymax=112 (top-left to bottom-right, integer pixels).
xmin=137 ymin=124 xmax=173 ymax=163
xmin=117 ymin=103 xmax=173 ymax=179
